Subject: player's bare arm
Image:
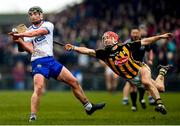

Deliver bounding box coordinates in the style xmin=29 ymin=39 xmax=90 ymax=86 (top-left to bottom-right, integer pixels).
xmin=64 ymin=44 xmax=96 ymax=57
xmin=12 ymin=37 xmax=33 ymax=53
xmin=13 ymin=28 xmax=48 ymax=37
xmin=141 ymin=33 xmax=173 ymax=45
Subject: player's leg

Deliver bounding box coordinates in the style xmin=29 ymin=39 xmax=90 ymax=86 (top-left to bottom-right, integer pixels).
xmin=57 ymin=67 xmax=89 ymax=104
xmin=151 ymin=65 xmax=173 ymax=92
xmin=57 ymin=66 xmax=105 ymax=115
xmin=105 ymin=67 xmax=113 ymax=92
xmin=128 ymin=79 xmax=146 ymax=110
xmin=29 ymin=74 xmax=46 ymax=121
xmin=140 ymin=65 xmax=167 ymax=114
xmin=112 ymin=73 xmax=119 ymax=92
xmin=140 ymin=65 xmax=161 ymax=99
xmin=148 ymin=91 xmax=155 ymax=105
xmin=122 ymin=81 xmax=130 ymax=105
xmin=130 ymin=84 xmax=137 ymax=111
xmin=138 ymin=87 xmax=146 ymax=109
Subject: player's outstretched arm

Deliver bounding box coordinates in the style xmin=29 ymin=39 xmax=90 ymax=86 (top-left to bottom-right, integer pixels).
xmin=12 ymin=28 xmax=48 ymax=37
xmin=64 ymin=44 xmax=96 ymax=57
xmin=141 ymin=33 xmax=173 ymax=45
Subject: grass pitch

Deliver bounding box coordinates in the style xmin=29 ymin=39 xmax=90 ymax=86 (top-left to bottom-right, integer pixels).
xmin=0 ymin=91 xmax=179 ymax=125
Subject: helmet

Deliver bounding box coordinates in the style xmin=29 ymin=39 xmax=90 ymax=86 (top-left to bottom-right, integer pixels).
xmin=28 ymin=6 xmax=43 ymax=13
xmin=102 ymin=31 xmax=120 ymax=49
xmin=102 ymin=31 xmax=119 ymax=42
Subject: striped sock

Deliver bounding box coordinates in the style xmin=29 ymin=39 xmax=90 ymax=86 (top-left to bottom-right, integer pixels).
xmin=155 ymin=98 xmax=163 ymax=105
xmin=159 ymin=68 xmax=167 ymax=76
xmin=84 ymin=102 xmax=92 ymax=111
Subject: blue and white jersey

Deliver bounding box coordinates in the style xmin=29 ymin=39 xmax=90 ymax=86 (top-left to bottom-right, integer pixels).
xmin=24 ymin=21 xmax=54 ymax=61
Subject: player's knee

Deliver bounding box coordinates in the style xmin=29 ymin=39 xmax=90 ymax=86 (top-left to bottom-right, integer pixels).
xmin=141 ymin=77 xmax=149 ymax=86
xmin=35 ymin=88 xmax=43 ymax=96
xmin=69 ymin=78 xmax=79 ymax=89
xmin=158 ymin=86 xmax=165 ymax=92
xmin=34 ymin=83 xmax=44 ymax=96
xmin=141 ymin=79 xmax=151 ymax=87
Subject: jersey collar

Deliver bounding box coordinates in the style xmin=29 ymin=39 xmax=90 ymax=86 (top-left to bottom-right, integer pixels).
xmin=32 ymin=21 xmax=44 ymax=29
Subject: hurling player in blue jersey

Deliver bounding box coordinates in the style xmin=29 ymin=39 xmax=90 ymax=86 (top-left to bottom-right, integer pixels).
xmin=10 ymin=6 xmax=105 ymax=122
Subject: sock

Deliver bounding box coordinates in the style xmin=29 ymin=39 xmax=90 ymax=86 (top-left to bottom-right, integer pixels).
xmin=123 ymin=97 xmax=128 ymax=101
xmin=148 ymin=96 xmax=155 ymax=102
xmin=122 ymin=97 xmax=129 ymax=104
xmin=130 ymin=92 xmax=137 ymax=107
xmin=159 ymin=68 xmax=167 ymax=76
xmin=155 ymin=98 xmax=163 ymax=105
xmin=138 ymin=88 xmax=145 ymax=102
xmin=31 ymin=113 xmax=36 ymax=116
xmin=84 ymin=102 xmax=92 ymax=111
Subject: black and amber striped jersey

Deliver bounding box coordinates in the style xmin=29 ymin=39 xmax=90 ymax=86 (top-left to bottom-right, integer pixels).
xmin=95 ymin=41 xmax=144 ymax=79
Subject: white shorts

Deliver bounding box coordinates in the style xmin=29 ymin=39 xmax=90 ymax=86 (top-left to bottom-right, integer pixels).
xmin=105 ymin=67 xmax=114 ymax=75
xmin=128 ymin=71 xmax=144 ymax=88
xmin=127 ymin=63 xmax=150 ymax=88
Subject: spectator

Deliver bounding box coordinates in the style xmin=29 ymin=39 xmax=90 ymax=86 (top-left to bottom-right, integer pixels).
xmin=12 ymin=61 xmax=25 ymax=90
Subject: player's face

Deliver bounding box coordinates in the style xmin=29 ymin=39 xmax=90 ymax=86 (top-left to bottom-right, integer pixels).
xmin=102 ymin=35 xmax=115 ymax=47
xmin=131 ymin=29 xmax=141 ymax=40
xmin=28 ymin=11 xmax=43 ymax=24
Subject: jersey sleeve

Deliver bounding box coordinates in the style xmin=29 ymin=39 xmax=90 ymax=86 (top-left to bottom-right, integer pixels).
xmin=95 ymin=49 xmax=106 ymax=61
xmin=127 ymin=40 xmax=141 ymax=50
xmin=23 ymin=27 xmax=33 ymax=42
xmin=42 ymin=22 xmax=54 ymax=34
xmin=24 ymin=37 xmax=33 ymax=42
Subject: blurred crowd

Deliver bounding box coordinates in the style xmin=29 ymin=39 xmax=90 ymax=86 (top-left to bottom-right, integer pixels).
xmin=50 ymin=0 xmax=179 ymax=73
xmin=0 ymin=0 xmax=179 ymax=90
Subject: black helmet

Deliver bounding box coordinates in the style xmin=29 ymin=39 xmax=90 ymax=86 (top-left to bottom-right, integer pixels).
xmin=28 ymin=6 xmax=43 ymax=13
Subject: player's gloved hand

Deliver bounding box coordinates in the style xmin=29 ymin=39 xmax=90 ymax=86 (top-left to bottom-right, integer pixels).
xmin=64 ymin=44 xmax=76 ymax=51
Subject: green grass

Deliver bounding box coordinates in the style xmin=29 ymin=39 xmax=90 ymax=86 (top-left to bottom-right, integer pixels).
xmin=0 ymin=91 xmax=180 ymax=125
